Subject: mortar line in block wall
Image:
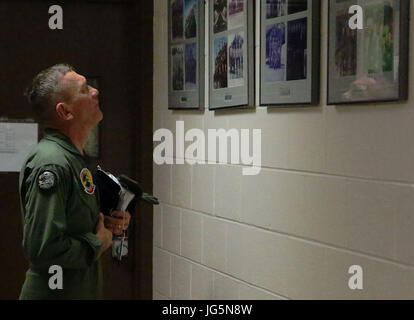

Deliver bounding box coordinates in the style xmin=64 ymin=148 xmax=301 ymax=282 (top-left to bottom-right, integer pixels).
xmin=189 ymin=261 xmax=193 ymax=300
xmin=160 ymin=204 xmax=163 ymax=248
xmin=200 ymin=212 xmax=204 ymax=268
xmin=161 ymin=159 xmax=414 ymax=188
xmin=169 ymin=251 xmax=172 ymax=298
xmin=153 ymin=289 xmax=169 ymax=300
xmin=251 ymin=165 xmax=414 ymax=187
xmin=179 ymin=210 xmax=182 ymax=255
xmin=157 ymin=202 xmax=414 ymax=269
xmin=154 ymin=246 xmax=289 ymax=300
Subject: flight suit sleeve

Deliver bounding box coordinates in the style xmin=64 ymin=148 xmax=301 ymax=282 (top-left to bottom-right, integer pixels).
xmin=22 ymin=164 xmax=103 ymax=269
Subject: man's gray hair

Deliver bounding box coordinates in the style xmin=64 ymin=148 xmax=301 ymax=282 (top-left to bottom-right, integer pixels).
xmin=25 ymin=63 xmax=75 ymax=123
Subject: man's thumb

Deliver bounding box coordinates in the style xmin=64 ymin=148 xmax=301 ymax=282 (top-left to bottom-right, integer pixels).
xmin=97 ymin=213 xmax=104 ymax=230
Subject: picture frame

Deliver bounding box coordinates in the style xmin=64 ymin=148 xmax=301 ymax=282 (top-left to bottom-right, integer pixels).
xmin=327 ymin=0 xmax=409 ymax=105
xmin=168 ymin=0 xmax=205 ymax=110
xmin=209 ymin=0 xmax=255 ymax=110
xmin=84 ymin=77 xmax=101 ymax=159
xmin=259 ymin=0 xmax=320 ymax=107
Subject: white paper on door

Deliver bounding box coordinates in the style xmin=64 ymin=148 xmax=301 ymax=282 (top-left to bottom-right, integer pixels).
xmin=0 ymin=122 xmax=38 ymax=172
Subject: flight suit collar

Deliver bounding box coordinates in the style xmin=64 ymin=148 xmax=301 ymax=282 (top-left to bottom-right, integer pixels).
xmin=43 ymin=128 xmax=83 ymax=156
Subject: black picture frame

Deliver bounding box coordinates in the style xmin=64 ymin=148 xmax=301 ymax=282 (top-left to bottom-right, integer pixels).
xmin=168 ymin=0 xmax=205 ymax=110
xmin=327 ymin=0 xmax=409 ymax=105
xmin=209 ymin=0 xmax=255 ymax=110
xmin=259 ymin=0 xmax=320 ymax=107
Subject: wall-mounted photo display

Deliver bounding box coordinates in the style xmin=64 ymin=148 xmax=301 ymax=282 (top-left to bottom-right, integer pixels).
xmin=327 ymin=0 xmax=409 ymax=104
xmin=260 ymin=0 xmax=320 ymax=106
xmin=209 ymin=0 xmax=255 ymax=110
xmin=169 ymin=0 xmax=205 ymax=109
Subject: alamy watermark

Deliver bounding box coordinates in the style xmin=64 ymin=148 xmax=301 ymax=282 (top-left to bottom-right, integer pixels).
xmin=348 ymin=265 xmax=363 ymax=290
xmin=153 ymin=121 xmax=262 ymax=176
xmin=49 ymin=5 xmax=63 ymax=30
xmin=348 ymin=5 xmax=364 ymax=30
xmin=48 ymin=265 xmax=63 ymax=290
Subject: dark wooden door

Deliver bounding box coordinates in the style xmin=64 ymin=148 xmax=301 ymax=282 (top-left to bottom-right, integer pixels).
xmin=0 ymin=0 xmax=153 ymax=299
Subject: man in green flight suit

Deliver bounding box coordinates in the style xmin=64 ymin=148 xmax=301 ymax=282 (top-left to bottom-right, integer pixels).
xmin=19 ymin=64 xmax=131 ymax=299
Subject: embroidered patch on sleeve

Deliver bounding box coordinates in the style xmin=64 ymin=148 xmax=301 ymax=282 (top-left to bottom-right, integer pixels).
xmin=80 ymin=168 xmax=96 ymax=195
xmin=38 ymin=171 xmax=57 ymax=190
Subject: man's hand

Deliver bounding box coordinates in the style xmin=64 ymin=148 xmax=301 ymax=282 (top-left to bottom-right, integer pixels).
xmin=104 ymin=211 xmax=131 ymax=236
xmin=95 ymin=213 xmax=113 ymax=251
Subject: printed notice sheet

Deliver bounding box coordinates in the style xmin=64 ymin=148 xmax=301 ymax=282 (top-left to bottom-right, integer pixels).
xmin=0 ymin=122 xmax=38 ymax=172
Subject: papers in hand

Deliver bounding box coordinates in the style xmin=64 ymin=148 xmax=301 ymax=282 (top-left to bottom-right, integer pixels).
xmin=117 ymin=186 xmax=135 ymax=212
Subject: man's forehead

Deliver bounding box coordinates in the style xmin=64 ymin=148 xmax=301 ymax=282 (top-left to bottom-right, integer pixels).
xmin=61 ymin=71 xmax=86 ymax=86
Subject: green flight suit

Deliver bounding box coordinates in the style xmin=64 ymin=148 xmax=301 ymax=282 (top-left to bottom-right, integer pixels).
xmin=18 ymin=128 xmax=103 ymax=300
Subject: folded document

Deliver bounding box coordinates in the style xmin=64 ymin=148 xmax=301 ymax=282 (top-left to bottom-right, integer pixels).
xmin=94 ymin=166 xmax=159 ymax=216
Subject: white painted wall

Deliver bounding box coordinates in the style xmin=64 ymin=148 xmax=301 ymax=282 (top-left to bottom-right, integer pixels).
xmin=153 ymin=0 xmax=414 ymax=300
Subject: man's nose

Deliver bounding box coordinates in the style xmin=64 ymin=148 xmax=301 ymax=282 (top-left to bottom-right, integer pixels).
xmin=92 ymin=87 xmax=99 ymax=98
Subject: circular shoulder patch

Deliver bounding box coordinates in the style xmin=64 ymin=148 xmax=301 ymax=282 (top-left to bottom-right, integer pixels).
xmin=80 ymin=168 xmax=96 ymax=195
xmin=38 ymin=171 xmax=57 ymax=190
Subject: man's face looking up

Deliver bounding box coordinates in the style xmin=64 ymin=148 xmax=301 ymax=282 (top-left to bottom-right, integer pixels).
xmin=58 ymin=71 xmax=103 ymax=127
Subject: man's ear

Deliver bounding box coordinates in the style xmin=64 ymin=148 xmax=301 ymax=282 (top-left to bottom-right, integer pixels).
xmin=56 ymin=102 xmax=74 ymax=121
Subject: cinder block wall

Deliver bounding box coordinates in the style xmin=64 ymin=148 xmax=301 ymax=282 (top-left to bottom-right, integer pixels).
xmin=153 ymin=0 xmax=414 ymax=299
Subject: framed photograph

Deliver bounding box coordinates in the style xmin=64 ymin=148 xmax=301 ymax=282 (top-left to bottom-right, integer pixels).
xmin=260 ymin=0 xmax=320 ymax=106
xmin=84 ymin=77 xmax=101 ymax=158
xmin=327 ymin=0 xmax=409 ymax=104
xmin=169 ymin=0 xmax=205 ymax=109
xmin=209 ymin=0 xmax=255 ymax=110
